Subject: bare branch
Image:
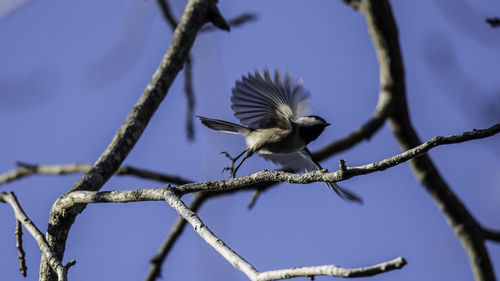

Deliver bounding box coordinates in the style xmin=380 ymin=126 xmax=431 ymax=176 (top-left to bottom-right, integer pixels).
xmin=0 ymin=192 xmax=69 ymax=281
xmin=144 ymin=192 xmax=208 ymax=281
xmin=342 ymin=1 xmax=497 ymax=280
xmin=255 ymin=257 xmax=406 ymax=280
xmin=184 ymin=55 xmax=196 ymax=140
xmin=247 ymin=189 xmax=262 ymax=209
xmin=164 ymin=188 xmax=259 ymax=279
xmin=163 ymin=189 xmax=405 ymax=280
xmin=52 ymin=123 xmax=500 ymax=206
xmin=41 ymin=1 xmax=228 ymax=280
xmin=156 ymin=0 xmax=178 ymax=31
xmin=201 ymin=13 xmax=258 ymax=32
xmin=0 ymin=163 xmax=191 ymax=186
xmin=486 ymin=17 xmax=500 ymax=28
xmin=15 ymin=219 xmax=27 ymax=277
xmin=483 ymin=228 xmax=500 ymax=243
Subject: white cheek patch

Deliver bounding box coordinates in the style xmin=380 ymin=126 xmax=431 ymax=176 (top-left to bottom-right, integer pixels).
xmin=296 ymin=116 xmax=322 ymax=126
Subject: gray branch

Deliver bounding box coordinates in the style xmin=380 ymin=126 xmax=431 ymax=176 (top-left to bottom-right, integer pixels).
xmin=0 ymin=192 xmax=69 ymax=281
xmin=144 ymin=192 xmax=208 ymax=281
xmin=0 ymin=163 xmax=191 ymax=187
xmin=342 ymin=1 xmax=498 ymax=280
xmin=255 ymin=257 xmax=406 ymax=280
xmin=15 ymin=219 xmax=27 ymax=277
xmin=52 ymin=123 xmax=500 ymax=206
xmin=40 ymin=1 xmax=228 ymax=280
xmin=163 ymin=189 xmax=405 ymax=281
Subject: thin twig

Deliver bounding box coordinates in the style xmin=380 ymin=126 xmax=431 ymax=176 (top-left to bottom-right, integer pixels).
xmin=0 ymin=192 xmax=69 ymax=281
xmin=486 ymin=17 xmax=500 ymax=28
xmin=184 ymin=55 xmax=196 ymax=140
xmin=163 ymin=189 xmax=405 ymax=281
xmin=201 ymin=13 xmax=257 ymax=32
xmin=0 ymin=163 xmax=191 ymax=186
xmin=15 ymin=219 xmax=27 ymax=277
xmin=247 ymin=189 xmax=262 ymax=209
xmin=483 ymin=228 xmax=500 ymax=243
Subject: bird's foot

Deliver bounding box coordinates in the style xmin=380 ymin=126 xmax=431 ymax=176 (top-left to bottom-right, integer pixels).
xmin=220 ymin=151 xmax=237 ymax=178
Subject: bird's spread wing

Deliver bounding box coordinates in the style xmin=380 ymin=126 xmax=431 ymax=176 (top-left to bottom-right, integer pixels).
xmin=231 ymin=69 xmax=310 ymax=129
xmin=260 ymin=148 xmax=363 ymax=203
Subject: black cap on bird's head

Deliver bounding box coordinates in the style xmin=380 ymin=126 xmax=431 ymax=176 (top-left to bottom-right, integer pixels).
xmin=295 ymin=115 xmax=330 ymax=144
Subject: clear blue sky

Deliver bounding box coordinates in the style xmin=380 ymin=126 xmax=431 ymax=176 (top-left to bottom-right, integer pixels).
xmin=0 ymin=0 xmax=499 ymax=281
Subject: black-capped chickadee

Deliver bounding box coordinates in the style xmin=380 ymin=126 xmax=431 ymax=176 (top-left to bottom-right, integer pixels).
xmin=197 ymin=69 xmax=361 ymax=203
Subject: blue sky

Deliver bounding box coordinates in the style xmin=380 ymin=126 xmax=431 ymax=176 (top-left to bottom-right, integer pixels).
xmin=0 ymin=0 xmax=499 ymax=281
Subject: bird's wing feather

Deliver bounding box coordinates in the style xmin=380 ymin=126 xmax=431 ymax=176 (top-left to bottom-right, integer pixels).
xmin=231 ymin=69 xmax=311 ymax=129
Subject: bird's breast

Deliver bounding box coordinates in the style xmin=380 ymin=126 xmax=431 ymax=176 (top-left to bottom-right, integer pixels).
xmin=246 ymin=128 xmax=305 ymax=154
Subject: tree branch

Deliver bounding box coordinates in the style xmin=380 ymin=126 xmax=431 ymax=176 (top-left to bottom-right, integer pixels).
xmin=40 ymin=1 xmax=228 ymax=280
xmin=0 ymin=192 xmax=70 ymax=281
xmin=486 ymin=17 xmax=500 ymax=28
xmin=144 ymin=192 xmax=209 ymax=281
xmin=255 ymin=257 xmax=406 ymax=280
xmin=15 ymin=219 xmax=27 ymax=277
xmin=52 ymin=123 xmax=500 ymax=207
xmin=343 ymin=1 xmax=497 ymax=280
xmin=483 ymin=228 xmax=500 ymax=243
xmin=200 ymin=13 xmax=257 ymax=32
xmin=163 ymin=189 xmax=405 ymax=281
xmin=0 ymin=163 xmax=191 ymax=187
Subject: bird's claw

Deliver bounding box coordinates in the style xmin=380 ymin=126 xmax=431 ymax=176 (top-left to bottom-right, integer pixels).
xmin=220 ymin=151 xmax=237 ymax=178
xmin=220 ymin=151 xmax=233 ymax=160
xmin=221 ymin=166 xmax=237 ymax=178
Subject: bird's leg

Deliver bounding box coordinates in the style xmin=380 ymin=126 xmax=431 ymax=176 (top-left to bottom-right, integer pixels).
xmin=221 ymin=149 xmax=246 ymax=176
xmin=230 ymin=151 xmax=252 ymax=178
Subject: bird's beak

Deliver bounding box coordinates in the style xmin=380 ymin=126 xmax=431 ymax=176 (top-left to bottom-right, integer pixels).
xmin=325 ymin=123 xmax=331 ymax=127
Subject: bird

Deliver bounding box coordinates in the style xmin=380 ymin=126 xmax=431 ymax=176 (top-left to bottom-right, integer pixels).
xmin=197 ymin=68 xmax=362 ymax=203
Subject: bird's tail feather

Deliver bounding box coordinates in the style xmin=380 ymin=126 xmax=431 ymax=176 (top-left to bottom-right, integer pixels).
xmin=327 ymin=182 xmax=363 ymax=204
xmin=196 ymin=116 xmax=250 ymax=135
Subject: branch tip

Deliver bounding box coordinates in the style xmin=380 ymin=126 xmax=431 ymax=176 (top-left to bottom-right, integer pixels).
xmin=207 ymin=4 xmax=230 ymax=31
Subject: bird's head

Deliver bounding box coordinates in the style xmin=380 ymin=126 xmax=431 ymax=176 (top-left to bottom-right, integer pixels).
xmin=295 ymin=115 xmax=330 ymax=144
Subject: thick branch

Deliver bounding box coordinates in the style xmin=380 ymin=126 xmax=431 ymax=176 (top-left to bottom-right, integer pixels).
xmin=163 ymin=189 xmax=405 ymax=281
xmin=0 ymin=163 xmax=191 ymax=186
xmin=343 ymin=1 xmax=497 ymax=280
xmin=41 ymin=1 xmax=227 ymax=280
xmin=0 ymin=192 xmax=69 ymax=281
